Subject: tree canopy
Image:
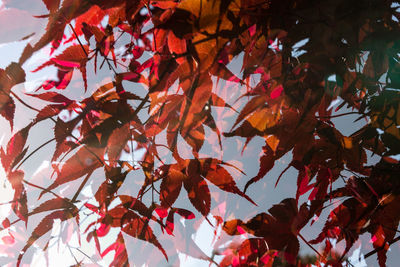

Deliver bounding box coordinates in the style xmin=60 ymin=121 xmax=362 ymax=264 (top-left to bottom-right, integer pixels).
xmin=0 ymin=0 xmax=400 ymax=266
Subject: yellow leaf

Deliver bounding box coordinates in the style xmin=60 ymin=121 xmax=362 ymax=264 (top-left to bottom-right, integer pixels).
xmin=342 ymin=136 xmax=353 ymax=149
xmin=247 ymin=107 xmax=280 ymax=131
xmin=371 ymin=103 xmax=400 ymax=139
xmin=265 ymin=135 xmax=279 ymax=152
xmin=178 ymin=0 xmax=234 ymax=69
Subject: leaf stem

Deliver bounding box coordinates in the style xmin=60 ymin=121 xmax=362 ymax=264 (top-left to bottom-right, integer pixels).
xmin=71 ymin=172 xmax=93 ymax=202
xmin=23 ymin=179 xmax=65 ymax=200
xmin=298 ymin=233 xmax=322 ymax=259
xmin=67 ymin=243 xmax=79 ymax=265
xmin=365 ymin=235 xmax=400 ymax=259
xmin=14 ymin=138 xmax=55 ymax=171
xmin=10 ymin=91 xmax=41 ymax=112
xmin=68 ymin=23 xmax=88 ymax=58
xmin=316 ymin=111 xmax=361 ymax=119
xmin=0 ymin=200 xmax=16 ymax=206
xmin=73 ymin=247 xmax=98 ymax=265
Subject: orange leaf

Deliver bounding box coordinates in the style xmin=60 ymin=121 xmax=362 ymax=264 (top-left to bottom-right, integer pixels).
xmin=42 ymin=146 xmax=104 ymax=197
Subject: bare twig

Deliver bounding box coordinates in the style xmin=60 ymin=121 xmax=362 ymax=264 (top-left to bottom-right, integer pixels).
xmin=365 ymin=235 xmax=400 ymax=259
xmin=298 ymin=233 xmax=323 ymax=259
xmin=316 ymin=111 xmax=361 ymax=119
xmin=14 ymin=138 xmax=55 ymax=170
xmin=68 ymin=23 xmax=88 ymax=57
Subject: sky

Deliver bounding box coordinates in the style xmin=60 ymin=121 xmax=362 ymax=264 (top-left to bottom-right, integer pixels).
xmin=0 ymin=1 xmax=398 ymax=267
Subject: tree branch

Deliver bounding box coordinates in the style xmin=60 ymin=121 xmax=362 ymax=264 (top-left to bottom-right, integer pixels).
xmin=365 ymin=235 xmax=400 ymax=259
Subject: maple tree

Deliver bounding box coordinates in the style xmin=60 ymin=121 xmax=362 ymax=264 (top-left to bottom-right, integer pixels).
xmin=0 ymin=0 xmax=400 ymax=266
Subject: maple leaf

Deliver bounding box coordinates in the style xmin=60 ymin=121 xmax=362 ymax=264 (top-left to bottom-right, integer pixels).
xmin=2 ymin=0 xmax=400 ymax=266
xmin=103 ymin=200 xmax=167 ymax=260
xmin=159 ymin=165 xmax=185 ymax=208
xmin=0 ymin=63 xmax=26 ymax=129
xmin=183 ymin=169 xmax=211 ymax=216
xmin=30 ymin=197 xmax=75 ymax=215
xmin=41 ymin=146 xmax=104 ymax=198
xmin=0 ymin=124 xmax=31 ymax=173
xmin=16 ymin=209 xmax=78 ymax=267
xmin=163 ymin=208 xmax=195 ymax=235
xmin=101 ymin=233 xmax=130 ymax=267
xmin=223 ymin=198 xmax=311 ymax=264
xmin=33 ymin=45 xmax=90 ymax=91
xmin=8 ymin=171 xmax=28 ymax=223
xmin=42 ymin=0 xmax=60 ymax=13
xmin=156 ymin=158 xmax=253 ymax=215
xmin=106 ymin=123 xmax=131 ymax=165
xmin=312 ymin=161 xmax=400 ymax=266
xmin=26 ymin=91 xmax=73 ymax=105
xmin=95 ymin=166 xmax=128 ymax=207
xmin=244 ymin=144 xmax=275 ymax=193
xmin=0 ymin=97 xmax=15 ymax=130
xmin=219 ymin=238 xmax=273 ymax=267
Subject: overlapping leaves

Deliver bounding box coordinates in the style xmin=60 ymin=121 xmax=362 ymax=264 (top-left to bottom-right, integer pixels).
xmin=0 ymin=0 xmax=400 ymax=266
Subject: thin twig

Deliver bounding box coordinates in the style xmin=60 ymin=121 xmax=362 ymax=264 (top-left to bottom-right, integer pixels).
xmin=298 ymin=233 xmax=323 ymax=258
xmin=316 ymin=112 xmax=361 ymax=119
xmin=14 ymin=138 xmax=55 ymax=170
xmin=73 ymin=247 xmax=98 ymax=265
xmin=23 ymin=179 xmax=65 ymax=200
xmin=0 ymin=200 xmax=16 ymax=206
xmin=365 ymin=235 xmax=400 ymax=259
xmin=71 ymin=172 xmax=93 ymax=202
xmin=67 ymin=243 xmax=80 ymax=266
xmin=68 ymin=23 xmax=88 ymax=57
xmin=10 ymin=91 xmax=41 ymax=112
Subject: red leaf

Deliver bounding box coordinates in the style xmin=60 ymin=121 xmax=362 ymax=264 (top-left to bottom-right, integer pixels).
xmin=222 ymin=199 xmax=308 ymax=264
xmin=166 ymin=209 xmax=175 ymax=235
xmin=190 ymin=76 xmax=213 ymax=113
xmin=270 ymin=85 xmax=283 ymax=99
xmin=26 ymin=92 xmax=72 ymax=104
xmin=34 ymin=45 xmax=89 ymax=91
xmin=0 ymin=97 xmax=15 ymax=130
xmin=95 ymin=167 xmax=127 ymax=206
xmin=175 ymin=208 xmax=195 ymax=220
xmin=165 ymin=208 xmax=196 ymax=235
xmin=41 ymin=69 xmax=74 ymax=90
xmin=1 ymin=124 xmax=31 ymax=173
xmin=106 ymin=123 xmax=131 ymax=165
xmin=11 ymin=174 xmax=28 ymax=224
xmin=159 ymin=166 xmax=184 ymax=208
xmin=102 ymin=233 xmax=130 ymax=267
xmin=42 ymin=146 xmax=104 ymax=198
xmin=2 ymin=218 xmax=10 ymax=229
xmin=168 ymin=31 xmax=187 ymax=64
xmin=97 ymin=223 xmax=111 ymax=237
xmin=210 ymin=92 xmax=237 ymax=110
xmin=30 ymin=198 xmax=73 ymax=215
xmin=155 ymin=207 xmax=168 ymax=218
xmin=42 ymin=0 xmax=60 ymax=12
xmin=84 ymin=203 xmax=101 ymax=215
xmin=17 ymin=210 xmax=70 ymax=267
xmin=34 ymin=104 xmax=66 ymax=123
xmin=119 ymin=195 xmax=156 ymax=220
xmin=296 ymin=165 xmax=313 ymax=202
xmin=2 ymin=235 xmax=15 ymax=244
xmin=121 ymin=210 xmax=168 ymax=260
xmin=205 ymin=164 xmax=256 ymax=205
xmin=34 ymin=45 xmax=89 ymax=72
xmin=231 ymin=95 xmax=266 ymax=130
xmin=244 ymin=145 xmax=275 ymax=193
xmin=182 ymin=124 xmax=205 ymax=153
xmin=183 ymin=171 xmax=211 ymax=216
